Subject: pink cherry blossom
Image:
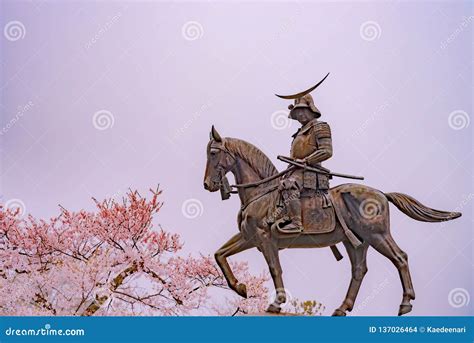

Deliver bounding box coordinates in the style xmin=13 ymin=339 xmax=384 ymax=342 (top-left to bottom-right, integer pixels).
xmin=0 ymin=187 xmax=269 ymax=316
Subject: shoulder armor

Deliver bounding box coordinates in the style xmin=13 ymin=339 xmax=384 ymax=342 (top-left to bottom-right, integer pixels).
xmin=315 ymin=121 xmax=331 ymax=139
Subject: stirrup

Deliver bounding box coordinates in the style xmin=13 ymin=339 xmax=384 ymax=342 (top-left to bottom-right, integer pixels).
xmin=277 ymin=221 xmax=303 ymax=234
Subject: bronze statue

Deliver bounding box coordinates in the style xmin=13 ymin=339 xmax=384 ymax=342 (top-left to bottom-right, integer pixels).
xmin=203 ymin=75 xmax=461 ymax=316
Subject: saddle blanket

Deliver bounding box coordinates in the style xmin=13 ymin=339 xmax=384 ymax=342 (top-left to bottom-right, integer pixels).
xmin=274 ymin=191 xmax=336 ymax=234
xmin=300 ymin=192 xmax=336 ymax=234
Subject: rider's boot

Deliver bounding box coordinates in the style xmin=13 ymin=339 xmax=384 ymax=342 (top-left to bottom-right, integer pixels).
xmin=280 ymin=199 xmax=303 ymax=233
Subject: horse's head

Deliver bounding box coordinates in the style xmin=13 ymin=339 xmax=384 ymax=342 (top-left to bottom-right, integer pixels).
xmin=203 ymin=126 xmax=235 ymax=193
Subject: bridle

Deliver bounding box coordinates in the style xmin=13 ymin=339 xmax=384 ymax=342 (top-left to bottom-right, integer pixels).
xmin=208 ymin=141 xmax=294 ymax=205
xmin=208 ymin=143 xmax=239 ymax=199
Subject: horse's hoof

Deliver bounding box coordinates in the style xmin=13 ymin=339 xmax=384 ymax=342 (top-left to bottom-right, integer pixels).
xmin=398 ymin=304 xmax=412 ymax=316
xmin=236 ymin=283 xmax=247 ymax=299
xmin=332 ymin=308 xmax=347 ymax=316
xmin=266 ymin=303 xmax=281 ymax=314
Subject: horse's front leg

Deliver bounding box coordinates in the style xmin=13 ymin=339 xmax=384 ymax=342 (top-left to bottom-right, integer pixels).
xmin=215 ymin=233 xmax=253 ymax=298
xmin=257 ymin=227 xmax=286 ymax=313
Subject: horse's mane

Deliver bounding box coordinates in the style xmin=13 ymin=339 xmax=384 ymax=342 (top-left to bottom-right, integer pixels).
xmin=224 ymin=138 xmax=278 ymax=180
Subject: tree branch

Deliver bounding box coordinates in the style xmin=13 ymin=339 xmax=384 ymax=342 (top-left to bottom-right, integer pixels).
xmin=81 ymin=263 xmax=138 ymax=316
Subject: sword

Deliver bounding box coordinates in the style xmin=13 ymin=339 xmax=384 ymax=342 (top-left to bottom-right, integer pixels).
xmin=277 ymin=155 xmax=364 ymax=180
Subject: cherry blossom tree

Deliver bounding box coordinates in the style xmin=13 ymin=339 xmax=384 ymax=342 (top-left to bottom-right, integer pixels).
xmin=0 ymin=187 xmax=269 ymax=316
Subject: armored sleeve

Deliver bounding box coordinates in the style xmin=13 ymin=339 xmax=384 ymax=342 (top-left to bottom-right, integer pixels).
xmin=306 ymin=122 xmax=333 ymax=164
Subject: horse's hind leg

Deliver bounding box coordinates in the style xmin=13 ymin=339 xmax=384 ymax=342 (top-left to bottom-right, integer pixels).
xmin=371 ymin=234 xmax=415 ymax=316
xmin=332 ymin=241 xmax=369 ymax=316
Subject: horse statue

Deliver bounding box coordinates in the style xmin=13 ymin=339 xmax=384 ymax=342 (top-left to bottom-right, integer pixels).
xmin=203 ymin=126 xmax=461 ymax=316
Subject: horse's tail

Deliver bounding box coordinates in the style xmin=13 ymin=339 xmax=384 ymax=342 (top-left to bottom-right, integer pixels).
xmin=385 ymin=192 xmax=461 ymax=222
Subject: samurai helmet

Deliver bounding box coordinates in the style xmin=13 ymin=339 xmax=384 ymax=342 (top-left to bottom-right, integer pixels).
xmin=275 ymin=73 xmax=329 ymax=119
xmin=288 ymin=94 xmax=320 ymax=118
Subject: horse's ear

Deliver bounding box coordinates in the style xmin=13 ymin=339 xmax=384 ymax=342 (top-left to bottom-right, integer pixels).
xmin=210 ymin=125 xmax=222 ymax=142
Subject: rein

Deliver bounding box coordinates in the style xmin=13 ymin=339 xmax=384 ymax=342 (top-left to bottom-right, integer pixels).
xmin=212 ymin=143 xmax=291 ymax=210
xmin=231 ymin=166 xmax=296 ymax=189
xmin=240 ymin=184 xmax=279 ymax=211
xmin=230 ymin=166 xmax=296 ymax=212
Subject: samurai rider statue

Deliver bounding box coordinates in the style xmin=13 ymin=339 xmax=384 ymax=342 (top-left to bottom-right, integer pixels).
xmin=276 ymin=73 xmax=333 ymax=233
xmin=204 ymin=72 xmax=462 ymax=316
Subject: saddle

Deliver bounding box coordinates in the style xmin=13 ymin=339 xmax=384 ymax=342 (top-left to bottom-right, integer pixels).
xmin=275 ymin=190 xmax=336 ymax=234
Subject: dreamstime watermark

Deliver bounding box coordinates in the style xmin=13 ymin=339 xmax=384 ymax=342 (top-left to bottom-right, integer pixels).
xmin=262 ymin=8 xmax=301 ymax=49
xmin=92 ymin=110 xmax=115 ymax=130
xmin=358 ymin=198 xmax=382 ymax=220
xmin=181 ymin=21 xmax=204 ymax=41
xmin=440 ymin=15 xmax=473 ymax=50
xmin=350 ymin=94 xmax=396 ymax=139
xmin=4 ymin=198 xmax=26 ymax=217
xmin=359 ymin=21 xmax=381 ymax=42
xmin=181 ymin=198 xmax=204 ymax=219
xmin=4 ymin=20 xmax=26 ymax=41
xmin=448 ymin=110 xmax=470 ymax=130
xmin=0 ymin=101 xmax=34 ymax=136
xmin=262 ymin=192 xmax=298 ymax=227
xmin=171 ymin=100 xmax=213 ymax=141
xmin=352 ymin=278 xmax=390 ymax=314
xmin=270 ymin=110 xmax=291 ymax=130
xmin=5 ymin=323 xmax=85 ymax=337
xmin=84 ymin=12 xmax=122 ymax=50
xmin=448 ymin=288 xmax=470 ymax=308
